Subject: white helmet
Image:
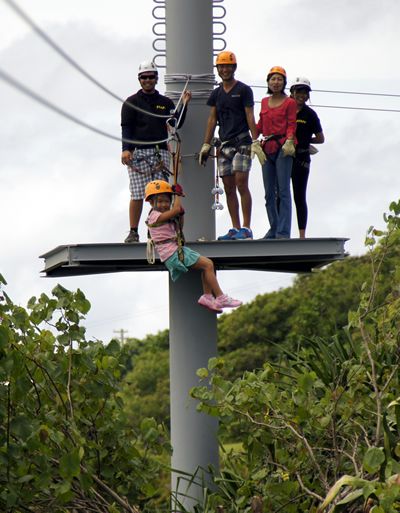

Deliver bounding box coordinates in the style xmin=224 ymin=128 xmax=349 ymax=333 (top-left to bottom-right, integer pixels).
xmin=138 ymin=60 xmax=158 ymax=77
xmin=290 ymin=76 xmax=311 ymax=92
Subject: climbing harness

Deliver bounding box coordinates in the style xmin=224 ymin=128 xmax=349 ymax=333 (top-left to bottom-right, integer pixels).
xmin=146 ymin=211 xmax=185 ymax=265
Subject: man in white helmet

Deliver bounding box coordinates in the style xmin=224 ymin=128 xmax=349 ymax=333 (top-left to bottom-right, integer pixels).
xmin=121 ymin=60 xmax=191 ymax=243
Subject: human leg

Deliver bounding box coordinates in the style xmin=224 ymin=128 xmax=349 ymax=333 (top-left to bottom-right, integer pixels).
xmin=261 ymin=155 xmax=278 ymax=238
xmin=221 ymin=175 xmax=240 ymax=230
xmin=275 ymin=151 xmax=293 ymax=238
xmin=191 ymin=256 xmax=223 ymax=297
xmin=291 ymin=160 xmax=310 ymax=238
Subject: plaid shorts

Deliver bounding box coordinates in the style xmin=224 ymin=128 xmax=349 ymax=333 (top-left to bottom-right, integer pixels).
xmin=128 ymin=148 xmax=170 ymax=199
xmin=217 ymin=145 xmax=252 ymax=176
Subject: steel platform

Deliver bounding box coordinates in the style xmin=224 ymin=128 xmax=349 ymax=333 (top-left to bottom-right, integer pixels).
xmin=40 ymin=238 xmax=349 ymax=277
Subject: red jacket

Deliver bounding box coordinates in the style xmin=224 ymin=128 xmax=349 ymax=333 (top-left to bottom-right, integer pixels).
xmin=256 ymin=96 xmax=297 ymax=155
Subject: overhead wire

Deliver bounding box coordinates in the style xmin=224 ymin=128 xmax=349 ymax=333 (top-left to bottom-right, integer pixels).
xmin=3 ymin=0 xmax=173 ymax=119
xmin=0 ymin=68 xmax=169 ymax=146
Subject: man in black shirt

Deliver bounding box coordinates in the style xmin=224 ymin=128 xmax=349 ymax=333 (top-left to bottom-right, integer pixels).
xmin=121 ymin=61 xmax=191 ymax=243
xmin=199 ymin=51 xmax=265 ymax=241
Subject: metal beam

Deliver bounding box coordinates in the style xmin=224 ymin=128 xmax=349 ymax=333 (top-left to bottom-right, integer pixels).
xmin=40 ymin=239 xmax=348 ymax=277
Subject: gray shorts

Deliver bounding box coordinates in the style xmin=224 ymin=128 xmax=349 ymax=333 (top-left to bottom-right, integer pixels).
xmin=217 ymin=145 xmax=252 ymax=176
xmin=128 ymin=148 xmax=170 ymax=199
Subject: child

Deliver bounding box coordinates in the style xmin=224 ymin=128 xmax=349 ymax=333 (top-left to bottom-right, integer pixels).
xmin=145 ymin=180 xmax=242 ymax=313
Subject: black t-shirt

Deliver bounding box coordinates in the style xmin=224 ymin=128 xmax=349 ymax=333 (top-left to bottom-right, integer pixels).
xmin=207 ymin=81 xmax=254 ymax=143
xmin=295 ymin=105 xmax=323 ymax=162
xmin=121 ymin=89 xmax=178 ymax=151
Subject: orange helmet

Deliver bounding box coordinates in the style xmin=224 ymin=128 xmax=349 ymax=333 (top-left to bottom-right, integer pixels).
xmin=267 ymin=66 xmax=287 ymax=81
xmin=215 ymin=51 xmax=237 ymax=66
xmin=145 ymin=180 xmax=173 ymax=201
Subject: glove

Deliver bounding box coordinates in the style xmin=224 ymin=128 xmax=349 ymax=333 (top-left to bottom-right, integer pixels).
xmin=309 ymin=144 xmax=319 ymax=155
xmin=172 ymin=183 xmax=185 ymax=196
xmin=198 ymin=143 xmax=211 ymax=166
xmin=250 ymin=140 xmax=267 ymax=166
xmin=281 ymin=139 xmax=296 ymax=157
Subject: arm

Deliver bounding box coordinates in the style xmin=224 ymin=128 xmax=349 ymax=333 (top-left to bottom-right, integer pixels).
xmin=311 ymin=131 xmax=325 ymax=144
xmin=285 ymin=99 xmax=298 ymax=141
xmin=121 ymin=101 xmax=134 ymax=164
xmin=203 ymin=107 xmax=218 ymax=144
xmin=245 ymin=105 xmax=259 ymax=141
xmin=175 ymin=91 xmax=192 ymax=129
xmin=155 ymin=196 xmax=183 ymax=223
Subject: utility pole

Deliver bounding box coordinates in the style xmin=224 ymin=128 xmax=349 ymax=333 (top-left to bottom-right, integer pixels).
xmin=113 ymin=328 xmax=128 ymax=344
xmin=165 ymin=0 xmax=218 ymax=509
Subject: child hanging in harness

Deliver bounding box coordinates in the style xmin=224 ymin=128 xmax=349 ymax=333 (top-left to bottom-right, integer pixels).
xmin=145 ymin=180 xmax=242 ymax=313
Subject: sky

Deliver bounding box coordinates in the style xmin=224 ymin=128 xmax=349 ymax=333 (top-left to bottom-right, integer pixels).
xmin=1 ymin=0 xmax=399 ymax=343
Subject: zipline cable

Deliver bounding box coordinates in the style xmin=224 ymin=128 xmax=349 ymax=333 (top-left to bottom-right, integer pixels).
xmin=0 ymin=67 xmax=169 ymax=146
xmin=2 ymin=0 xmax=174 ymax=119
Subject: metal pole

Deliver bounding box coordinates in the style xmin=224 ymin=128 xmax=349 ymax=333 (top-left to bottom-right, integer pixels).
xmin=165 ymin=0 xmax=218 ymax=508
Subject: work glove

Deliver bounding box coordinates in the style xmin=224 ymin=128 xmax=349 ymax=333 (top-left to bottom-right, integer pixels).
xmin=250 ymin=140 xmax=267 ymax=166
xmin=309 ymin=144 xmax=319 ymax=155
xmin=281 ymin=139 xmax=296 ymax=157
xmin=198 ymin=143 xmax=211 ymax=166
xmin=172 ymin=183 xmax=185 ymax=196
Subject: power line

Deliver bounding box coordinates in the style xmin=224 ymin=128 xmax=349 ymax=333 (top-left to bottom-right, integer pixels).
xmin=3 ymin=0 xmax=173 ymax=119
xmin=6 ymin=0 xmax=400 ymax=108
xmin=0 ymin=67 xmax=169 ymax=145
xmin=251 ymin=84 xmax=400 ymax=98
xmin=253 ymin=99 xmax=400 ymax=113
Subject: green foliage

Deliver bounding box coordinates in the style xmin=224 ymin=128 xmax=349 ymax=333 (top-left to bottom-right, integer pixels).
xmin=190 ymin=201 xmax=400 ymax=513
xmin=0 ymin=284 xmax=171 ymax=513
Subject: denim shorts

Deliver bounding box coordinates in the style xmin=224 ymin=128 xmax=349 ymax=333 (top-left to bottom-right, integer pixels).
xmin=217 ymin=145 xmax=252 ymax=176
xmin=164 ymin=246 xmax=201 ymax=282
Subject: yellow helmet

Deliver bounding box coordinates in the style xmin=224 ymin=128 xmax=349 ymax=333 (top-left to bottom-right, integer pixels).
xmin=215 ymin=51 xmax=237 ymax=66
xmin=145 ymin=180 xmax=173 ymax=201
xmin=267 ymin=66 xmax=287 ymax=81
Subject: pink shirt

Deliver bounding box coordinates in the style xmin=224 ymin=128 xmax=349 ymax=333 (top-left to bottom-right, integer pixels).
xmin=256 ymin=96 xmax=297 ymax=154
xmin=146 ymin=209 xmax=178 ymax=262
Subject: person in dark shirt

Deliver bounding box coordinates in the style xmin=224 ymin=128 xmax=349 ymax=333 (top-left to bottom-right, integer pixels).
xmin=120 ymin=60 xmax=191 ymax=243
xmin=199 ymin=51 xmax=265 ymax=241
xmin=290 ymin=77 xmax=325 ymax=238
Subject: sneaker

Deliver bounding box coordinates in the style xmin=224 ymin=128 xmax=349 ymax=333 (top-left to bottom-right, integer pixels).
xmin=217 ymin=228 xmax=239 ymax=241
xmin=215 ymin=294 xmax=242 ymax=309
xmin=232 ymin=227 xmax=253 ymax=240
xmin=198 ymin=294 xmax=223 ymax=313
xmin=124 ymin=229 xmax=139 ymax=243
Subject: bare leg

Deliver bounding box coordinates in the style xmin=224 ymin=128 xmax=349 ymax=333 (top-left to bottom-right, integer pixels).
xmin=129 ymin=199 xmax=143 ymax=228
xmin=299 ymin=229 xmax=306 ymax=239
xmin=222 ymin=175 xmax=241 ymax=229
xmin=235 ymin=171 xmax=252 ymax=228
xmin=191 ymin=256 xmax=223 ymax=297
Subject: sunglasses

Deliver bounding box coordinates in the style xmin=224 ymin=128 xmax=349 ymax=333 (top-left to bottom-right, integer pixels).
xmin=140 ymin=74 xmax=156 ymax=80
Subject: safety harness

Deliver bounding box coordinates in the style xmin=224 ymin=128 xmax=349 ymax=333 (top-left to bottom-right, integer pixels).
xmin=146 ymin=115 xmax=185 ymax=265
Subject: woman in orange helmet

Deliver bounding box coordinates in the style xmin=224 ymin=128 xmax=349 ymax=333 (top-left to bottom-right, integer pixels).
xmin=256 ymin=66 xmax=297 ymax=239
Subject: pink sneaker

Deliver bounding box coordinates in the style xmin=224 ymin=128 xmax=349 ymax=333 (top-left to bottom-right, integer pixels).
xmin=198 ymin=294 xmax=223 ymax=313
xmin=215 ymin=294 xmax=242 ymax=309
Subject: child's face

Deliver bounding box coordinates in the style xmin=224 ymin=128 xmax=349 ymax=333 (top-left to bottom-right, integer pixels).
xmin=152 ymin=193 xmax=171 ymax=212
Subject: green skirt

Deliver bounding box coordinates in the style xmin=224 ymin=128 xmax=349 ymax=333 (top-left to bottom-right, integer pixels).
xmin=164 ymin=247 xmax=201 ymax=282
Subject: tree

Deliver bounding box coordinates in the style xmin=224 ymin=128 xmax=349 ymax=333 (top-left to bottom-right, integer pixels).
xmin=0 ymin=278 xmax=171 ymax=513
xmin=190 ymin=201 xmax=400 ymax=513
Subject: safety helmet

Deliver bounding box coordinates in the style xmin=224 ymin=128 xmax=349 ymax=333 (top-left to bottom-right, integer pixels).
xmin=145 ymin=180 xmax=173 ymax=201
xmin=138 ymin=60 xmax=158 ymax=77
xmin=215 ymin=51 xmax=237 ymax=66
xmin=290 ymin=76 xmax=312 ymax=92
xmin=267 ymin=66 xmax=287 ymax=81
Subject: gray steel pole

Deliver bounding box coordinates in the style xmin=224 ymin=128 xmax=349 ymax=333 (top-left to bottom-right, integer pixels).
xmin=165 ymin=0 xmax=219 ymax=508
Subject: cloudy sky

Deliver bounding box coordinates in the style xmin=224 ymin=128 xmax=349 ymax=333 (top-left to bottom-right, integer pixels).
xmin=1 ymin=0 xmax=399 ymax=342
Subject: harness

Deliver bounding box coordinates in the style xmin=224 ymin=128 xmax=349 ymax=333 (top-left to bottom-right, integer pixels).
xmin=218 ymin=131 xmax=252 ymax=160
xmin=130 ymin=146 xmax=172 ymax=178
xmin=146 ymin=210 xmax=185 ymax=265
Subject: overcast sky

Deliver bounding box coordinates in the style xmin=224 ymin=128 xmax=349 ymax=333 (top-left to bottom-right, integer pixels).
xmin=1 ymin=0 xmax=399 ymax=342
